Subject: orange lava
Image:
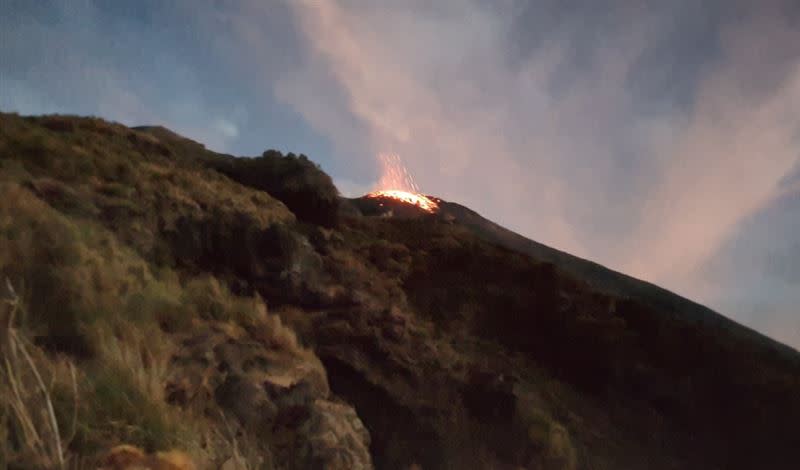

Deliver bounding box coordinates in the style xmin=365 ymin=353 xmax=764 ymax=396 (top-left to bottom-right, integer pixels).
xmin=367 ymin=154 xmax=439 ymax=212
xmin=366 ymin=189 xmax=440 ymax=212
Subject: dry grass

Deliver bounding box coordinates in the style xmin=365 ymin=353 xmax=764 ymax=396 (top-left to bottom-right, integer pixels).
xmin=78 ymin=318 xmax=272 ymax=469
xmin=91 ymin=322 xmax=173 ymax=404
xmin=0 ymin=265 xmax=284 ymax=468
xmin=1 ymin=279 xmax=79 ymax=469
xmin=203 ymin=412 xmax=272 ymax=470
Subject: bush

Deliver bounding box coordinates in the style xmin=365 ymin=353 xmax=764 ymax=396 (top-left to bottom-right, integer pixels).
xmin=40 ymin=116 xmax=76 ymax=133
xmin=27 ymin=177 xmax=99 ymax=218
xmin=208 ymin=150 xmax=341 ymax=227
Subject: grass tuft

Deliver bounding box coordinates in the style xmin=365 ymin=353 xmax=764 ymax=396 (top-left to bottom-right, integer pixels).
xmin=1 ymin=279 xmax=78 ymax=469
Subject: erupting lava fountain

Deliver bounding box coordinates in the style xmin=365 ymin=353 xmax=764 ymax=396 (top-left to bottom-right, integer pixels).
xmin=366 ymin=154 xmax=440 ymax=213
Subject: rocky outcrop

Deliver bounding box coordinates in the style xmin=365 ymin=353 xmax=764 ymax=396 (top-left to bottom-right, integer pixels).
xmin=205 ymin=150 xmax=341 ymax=228
xmin=165 ymin=322 xmax=372 ymax=470
xmin=298 ymin=399 xmax=373 ymax=470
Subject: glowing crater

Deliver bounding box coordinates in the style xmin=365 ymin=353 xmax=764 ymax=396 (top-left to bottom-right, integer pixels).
xmin=366 ymin=154 xmax=439 ymax=212
xmin=366 ymin=189 xmax=440 ymax=213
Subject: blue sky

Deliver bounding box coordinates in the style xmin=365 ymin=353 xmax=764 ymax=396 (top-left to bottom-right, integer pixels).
xmin=2 ymin=0 xmax=799 ymax=348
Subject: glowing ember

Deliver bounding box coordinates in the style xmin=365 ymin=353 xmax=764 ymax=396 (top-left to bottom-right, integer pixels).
xmin=366 ymin=154 xmax=439 ymax=213
xmin=375 ymin=154 xmax=422 ymax=193
xmin=367 ymin=189 xmax=440 ymax=212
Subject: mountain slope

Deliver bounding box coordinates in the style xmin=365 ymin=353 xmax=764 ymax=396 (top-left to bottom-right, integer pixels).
xmin=438 ymin=200 xmax=799 ymax=356
xmin=350 ymin=194 xmax=800 ymax=468
xmin=1 ymin=112 xmax=799 ymax=469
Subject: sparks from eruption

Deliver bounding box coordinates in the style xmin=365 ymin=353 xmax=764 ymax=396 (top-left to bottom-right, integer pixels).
xmin=366 ymin=154 xmax=439 ymax=212
xmin=376 ymin=153 xmax=421 ymax=193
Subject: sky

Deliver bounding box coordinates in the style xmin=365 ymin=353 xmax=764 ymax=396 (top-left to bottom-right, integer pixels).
xmin=1 ymin=0 xmax=799 ymax=348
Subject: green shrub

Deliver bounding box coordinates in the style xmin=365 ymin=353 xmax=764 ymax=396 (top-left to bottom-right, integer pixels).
xmin=207 ymin=150 xmax=341 ymax=227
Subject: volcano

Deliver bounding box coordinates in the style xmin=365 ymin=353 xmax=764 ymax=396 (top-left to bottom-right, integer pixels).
xmin=2 ymin=113 xmax=799 ymax=470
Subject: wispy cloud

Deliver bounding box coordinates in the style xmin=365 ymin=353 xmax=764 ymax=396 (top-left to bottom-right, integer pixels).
xmin=626 ymin=10 xmax=800 ymax=294
xmin=278 ymin=0 xmax=800 ymax=344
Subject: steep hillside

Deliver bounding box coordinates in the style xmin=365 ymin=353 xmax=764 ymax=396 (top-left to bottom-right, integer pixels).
xmin=1 ymin=112 xmax=799 ymax=469
xmin=434 ymin=201 xmax=799 ymax=357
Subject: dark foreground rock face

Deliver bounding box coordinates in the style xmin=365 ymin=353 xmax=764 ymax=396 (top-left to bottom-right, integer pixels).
xmin=1 ymin=113 xmax=799 ymax=469
xmin=166 ymin=322 xmax=373 ymax=469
